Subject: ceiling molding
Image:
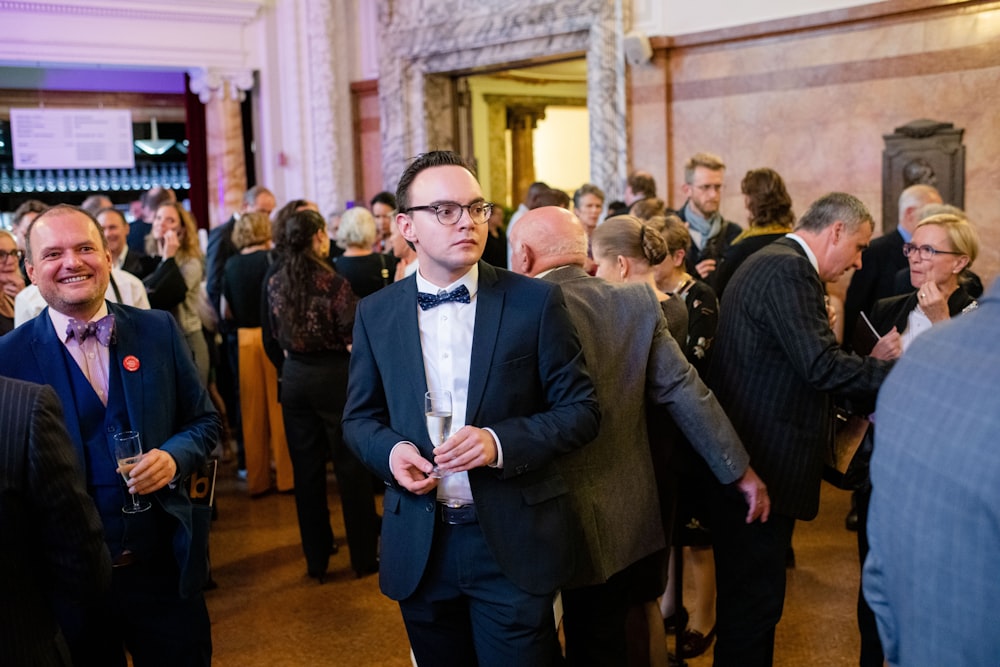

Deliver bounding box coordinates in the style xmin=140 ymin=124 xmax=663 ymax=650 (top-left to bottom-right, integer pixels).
xmin=0 ymin=0 xmax=264 ymax=24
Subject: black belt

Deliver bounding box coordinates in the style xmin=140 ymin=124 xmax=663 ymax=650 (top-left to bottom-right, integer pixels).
xmin=438 ymin=503 xmax=477 ymax=525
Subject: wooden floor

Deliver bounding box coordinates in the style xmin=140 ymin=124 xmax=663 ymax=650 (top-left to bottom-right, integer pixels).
xmin=205 ymin=460 xmax=863 ymax=666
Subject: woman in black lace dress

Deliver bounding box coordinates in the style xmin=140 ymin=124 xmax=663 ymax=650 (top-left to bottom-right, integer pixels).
xmin=265 ymin=210 xmax=380 ymax=582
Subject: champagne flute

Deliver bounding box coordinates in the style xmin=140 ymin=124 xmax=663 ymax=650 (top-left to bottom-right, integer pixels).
xmin=425 ymin=390 xmax=453 ymax=479
xmin=114 ymin=431 xmax=152 ymax=514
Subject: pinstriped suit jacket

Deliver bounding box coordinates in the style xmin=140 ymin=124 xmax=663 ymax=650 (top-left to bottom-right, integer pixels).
xmin=0 ymin=376 xmax=111 ymax=667
xmin=708 ymin=238 xmax=892 ymax=519
xmin=544 ymin=266 xmax=748 ymax=588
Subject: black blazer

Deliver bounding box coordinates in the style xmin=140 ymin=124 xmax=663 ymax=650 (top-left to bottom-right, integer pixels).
xmin=343 ymin=262 xmax=600 ymax=599
xmin=709 ymin=238 xmax=892 ymax=519
xmin=870 ymin=286 xmax=977 ymax=335
xmin=0 ymin=377 xmax=111 ymax=666
xmin=843 ymin=230 xmax=908 ymax=352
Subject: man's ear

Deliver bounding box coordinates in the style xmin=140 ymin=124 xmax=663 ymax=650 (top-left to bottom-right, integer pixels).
xmin=518 ymin=243 xmax=535 ymax=276
xmin=397 ymin=212 xmax=417 ymax=245
xmin=25 ymin=260 xmax=35 ymax=285
xmin=681 ymin=183 xmax=692 ymax=200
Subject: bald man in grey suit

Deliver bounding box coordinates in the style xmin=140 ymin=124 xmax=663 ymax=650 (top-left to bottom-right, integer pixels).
xmin=510 ymin=206 xmax=769 ymax=665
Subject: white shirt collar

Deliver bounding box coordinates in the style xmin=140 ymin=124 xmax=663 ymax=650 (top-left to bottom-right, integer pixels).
xmin=415 ymin=264 xmax=479 ymax=300
xmin=785 ymin=233 xmax=819 ymax=275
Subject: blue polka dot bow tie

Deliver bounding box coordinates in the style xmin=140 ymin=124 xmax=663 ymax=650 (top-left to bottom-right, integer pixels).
xmin=66 ymin=314 xmax=116 ymax=347
xmin=417 ymin=284 xmax=471 ymax=310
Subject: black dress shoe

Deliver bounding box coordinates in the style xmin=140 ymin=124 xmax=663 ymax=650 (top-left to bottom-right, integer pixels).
xmin=678 ymin=626 xmax=716 ymax=658
xmin=354 ymin=560 xmax=379 ymax=579
xmin=307 ymin=570 xmax=327 ymax=585
xmin=663 ymin=607 xmax=689 ymax=633
xmin=845 ymin=506 xmax=859 ymax=531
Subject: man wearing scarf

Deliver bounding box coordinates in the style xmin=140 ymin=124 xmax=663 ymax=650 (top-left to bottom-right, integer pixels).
xmin=672 ymin=152 xmax=742 ymax=288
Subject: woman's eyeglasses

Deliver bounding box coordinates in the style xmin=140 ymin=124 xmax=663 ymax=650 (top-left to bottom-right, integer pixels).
xmin=902 ymin=243 xmax=964 ymax=261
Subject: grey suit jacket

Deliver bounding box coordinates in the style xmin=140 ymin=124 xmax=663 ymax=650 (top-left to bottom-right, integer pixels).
xmin=543 ymin=266 xmax=748 ymax=587
xmin=0 ymin=377 xmax=111 ymax=667
xmin=709 ymin=238 xmax=892 ymax=519
xmin=863 ymin=285 xmax=1000 ymax=667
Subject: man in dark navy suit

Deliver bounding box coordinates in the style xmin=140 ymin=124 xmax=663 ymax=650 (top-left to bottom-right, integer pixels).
xmin=343 ymin=151 xmax=600 ymax=666
xmin=708 ymin=193 xmax=903 ymax=666
xmin=0 ymin=204 xmax=219 ymax=667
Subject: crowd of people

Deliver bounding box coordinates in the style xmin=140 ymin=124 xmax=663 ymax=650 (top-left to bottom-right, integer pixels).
xmin=0 ymin=148 xmax=994 ymax=667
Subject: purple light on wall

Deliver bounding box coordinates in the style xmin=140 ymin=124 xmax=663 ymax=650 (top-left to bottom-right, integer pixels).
xmin=2 ymin=66 xmax=186 ymax=94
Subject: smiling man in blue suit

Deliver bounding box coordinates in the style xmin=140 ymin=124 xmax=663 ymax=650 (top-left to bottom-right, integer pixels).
xmin=0 ymin=204 xmax=219 ymax=667
xmin=343 ymin=151 xmax=600 ymax=666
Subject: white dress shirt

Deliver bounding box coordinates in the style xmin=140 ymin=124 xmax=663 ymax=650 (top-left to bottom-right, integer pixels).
xmin=411 ymin=264 xmax=502 ymax=505
xmin=14 ymin=269 xmax=150 ymax=327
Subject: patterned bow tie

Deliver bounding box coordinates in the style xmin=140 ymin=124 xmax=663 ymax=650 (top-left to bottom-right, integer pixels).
xmin=66 ymin=314 xmax=116 ymax=347
xmin=417 ymin=284 xmax=471 ymax=310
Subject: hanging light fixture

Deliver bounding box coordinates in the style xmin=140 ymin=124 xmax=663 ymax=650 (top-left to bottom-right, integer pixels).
xmin=134 ymin=117 xmax=175 ymax=155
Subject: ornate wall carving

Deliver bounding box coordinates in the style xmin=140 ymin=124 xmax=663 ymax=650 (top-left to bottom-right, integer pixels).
xmin=377 ymin=0 xmax=628 ymax=198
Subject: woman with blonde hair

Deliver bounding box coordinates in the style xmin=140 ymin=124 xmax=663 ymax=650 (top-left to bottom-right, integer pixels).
xmin=591 ymin=215 xmax=688 ymax=342
xmin=146 ymin=201 xmax=209 ymax=385
xmin=854 ymin=212 xmax=980 ymax=666
xmin=332 ymin=206 xmax=397 ymax=297
xmin=0 ymin=229 xmax=26 ymax=335
xmin=223 ymin=212 xmax=293 ymax=497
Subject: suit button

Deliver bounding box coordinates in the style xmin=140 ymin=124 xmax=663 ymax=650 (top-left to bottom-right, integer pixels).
xmin=425 ymin=501 xmax=435 ymax=512
xmin=107 ymin=426 xmax=116 ymax=432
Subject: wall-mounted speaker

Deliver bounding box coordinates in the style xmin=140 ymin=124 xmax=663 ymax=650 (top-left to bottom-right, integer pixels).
xmin=624 ymin=31 xmax=653 ymax=66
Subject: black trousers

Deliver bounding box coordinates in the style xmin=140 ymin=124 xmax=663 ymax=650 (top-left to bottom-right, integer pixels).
xmin=855 ymin=486 xmax=885 ymax=667
xmin=710 ymin=484 xmax=796 ymax=667
xmin=60 ymin=556 xmax=211 ymax=667
xmin=280 ymin=355 xmax=379 ymax=576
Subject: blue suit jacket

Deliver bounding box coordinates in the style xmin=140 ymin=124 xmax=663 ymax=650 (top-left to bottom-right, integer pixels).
xmin=864 ymin=285 xmax=1000 ymax=667
xmin=0 ymin=302 xmax=220 ymax=597
xmin=343 ymin=261 xmax=600 ymax=600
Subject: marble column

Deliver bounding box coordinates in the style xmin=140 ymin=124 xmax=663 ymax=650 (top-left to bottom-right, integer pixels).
xmin=189 ymin=68 xmax=254 ymax=229
xmin=508 ymin=105 xmax=546 ymax=208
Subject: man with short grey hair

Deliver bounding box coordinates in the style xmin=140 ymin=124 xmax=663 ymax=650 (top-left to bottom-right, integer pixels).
xmin=707 ymin=192 xmax=902 ymax=666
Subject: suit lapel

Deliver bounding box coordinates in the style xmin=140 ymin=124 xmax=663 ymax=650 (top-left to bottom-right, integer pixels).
xmin=467 ymin=262 xmax=502 ymax=423
xmin=392 ymin=276 xmax=430 ymax=417
xmin=29 ymin=310 xmax=84 ymax=455
xmin=108 ymin=304 xmax=145 ymax=436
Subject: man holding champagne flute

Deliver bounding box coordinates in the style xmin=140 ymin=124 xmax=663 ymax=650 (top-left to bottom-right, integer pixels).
xmin=0 ymin=204 xmax=220 ymax=666
xmin=344 ymin=151 xmax=600 ymax=666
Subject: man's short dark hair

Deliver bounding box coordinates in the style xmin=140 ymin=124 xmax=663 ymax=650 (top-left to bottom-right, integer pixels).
xmin=140 ymin=187 xmax=176 ymax=211
xmin=12 ymin=199 xmax=47 ymax=228
xmin=795 ymin=192 xmax=873 ymax=234
xmin=396 ymin=151 xmax=476 ymax=213
xmin=626 ymin=171 xmax=656 ymax=199
xmin=370 ymin=191 xmax=397 ymax=210
xmin=25 ymin=204 xmax=108 ymax=264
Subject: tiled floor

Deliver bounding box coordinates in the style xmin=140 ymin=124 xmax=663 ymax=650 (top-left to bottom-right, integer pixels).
xmin=206 ymin=461 xmax=863 ymax=666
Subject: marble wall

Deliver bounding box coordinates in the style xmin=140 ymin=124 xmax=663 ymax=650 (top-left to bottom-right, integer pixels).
xmin=630 ymin=2 xmax=1000 ymax=289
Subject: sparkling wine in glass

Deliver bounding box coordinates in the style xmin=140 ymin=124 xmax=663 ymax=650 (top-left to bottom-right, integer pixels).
xmin=425 ymin=390 xmax=453 ymax=479
xmin=114 ymin=431 xmax=152 ymax=514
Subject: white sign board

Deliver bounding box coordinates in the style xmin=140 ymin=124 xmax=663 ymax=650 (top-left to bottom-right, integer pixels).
xmin=10 ymin=108 xmax=136 ymax=170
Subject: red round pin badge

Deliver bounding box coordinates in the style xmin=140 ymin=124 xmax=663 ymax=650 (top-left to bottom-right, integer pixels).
xmin=123 ymin=355 xmax=140 ymax=372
